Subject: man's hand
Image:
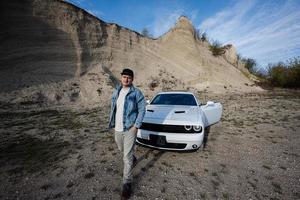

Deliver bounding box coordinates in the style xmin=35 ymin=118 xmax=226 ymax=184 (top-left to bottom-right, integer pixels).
xmin=130 ymin=126 xmax=138 ymax=134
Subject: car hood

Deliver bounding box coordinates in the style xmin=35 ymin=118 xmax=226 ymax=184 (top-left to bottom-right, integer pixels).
xmin=143 ymin=105 xmax=201 ymax=124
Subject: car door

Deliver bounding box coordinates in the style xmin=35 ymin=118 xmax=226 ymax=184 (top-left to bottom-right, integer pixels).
xmin=200 ymin=101 xmax=222 ymax=127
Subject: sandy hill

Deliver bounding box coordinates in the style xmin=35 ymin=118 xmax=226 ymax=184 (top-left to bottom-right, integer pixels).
xmin=0 ymin=0 xmax=262 ymax=107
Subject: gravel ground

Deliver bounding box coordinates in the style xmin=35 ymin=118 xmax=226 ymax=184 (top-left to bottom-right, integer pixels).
xmin=0 ymin=90 xmax=299 ymax=200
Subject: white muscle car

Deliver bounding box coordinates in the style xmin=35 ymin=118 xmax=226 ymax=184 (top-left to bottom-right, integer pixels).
xmin=136 ymin=91 xmax=222 ymax=151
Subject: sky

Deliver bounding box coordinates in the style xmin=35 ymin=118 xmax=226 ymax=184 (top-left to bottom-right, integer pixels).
xmin=65 ymin=0 xmax=300 ymax=70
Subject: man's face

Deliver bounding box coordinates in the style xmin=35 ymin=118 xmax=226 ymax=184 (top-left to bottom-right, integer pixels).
xmin=121 ymin=75 xmax=133 ymax=87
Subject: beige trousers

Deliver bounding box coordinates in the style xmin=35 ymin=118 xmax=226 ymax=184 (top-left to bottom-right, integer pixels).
xmin=114 ymin=130 xmax=136 ymax=184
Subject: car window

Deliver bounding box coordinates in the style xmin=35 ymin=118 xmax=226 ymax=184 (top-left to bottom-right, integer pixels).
xmin=151 ymin=94 xmax=197 ymax=106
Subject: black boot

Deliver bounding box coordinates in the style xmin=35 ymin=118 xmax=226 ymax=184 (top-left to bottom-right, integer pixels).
xmin=121 ymin=183 xmax=132 ymax=199
xmin=133 ymin=155 xmax=137 ymax=167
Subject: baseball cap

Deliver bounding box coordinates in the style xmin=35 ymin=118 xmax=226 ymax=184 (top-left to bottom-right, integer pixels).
xmin=121 ymin=68 xmax=134 ymax=78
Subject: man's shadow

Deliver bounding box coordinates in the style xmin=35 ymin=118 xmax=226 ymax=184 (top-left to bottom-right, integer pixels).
xmin=132 ymin=147 xmax=165 ymax=189
xmin=131 ymin=128 xmax=211 ymax=195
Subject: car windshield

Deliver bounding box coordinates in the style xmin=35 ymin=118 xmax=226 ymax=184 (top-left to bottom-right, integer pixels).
xmin=151 ymin=93 xmax=197 ymax=106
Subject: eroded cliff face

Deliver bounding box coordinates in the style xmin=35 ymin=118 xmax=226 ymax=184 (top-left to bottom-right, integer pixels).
xmin=0 ymin=0 xmax=262 ymax=106
xmin=0 ymin=0 xmax=77 ymax=92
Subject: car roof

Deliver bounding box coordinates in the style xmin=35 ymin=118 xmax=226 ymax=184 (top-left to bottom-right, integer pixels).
xmin=156 ymin=91 xmax=195 ymax=95
xmin=151 ymin=91 xmax=200 ymax=105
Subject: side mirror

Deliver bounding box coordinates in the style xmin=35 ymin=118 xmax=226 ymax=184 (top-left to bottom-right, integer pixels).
xmin=146 ymin=100 xmax=150 ymax=105
xmin=207 ymin=101 xmax=214 ymax=106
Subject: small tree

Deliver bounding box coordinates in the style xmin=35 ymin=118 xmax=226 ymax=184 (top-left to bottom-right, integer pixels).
xmin=268 ymin=62 xmax=288 ymax=87
xmin=267 ymin=57 xmax=300 ymax=88
xmin=209 ymin=40 xmax=225 ymax=56
xmin=141 ymin=28 xmax=152 ymax=37
xmin=201 ymin=32 xmax=208 ymax=42
xmin=193 ymin=28 xmax=208 ymax=42
xmin=289 ymin=57 xmax=300 ymax=87
xmin=242 ymin=58 xmax=257 ymax=73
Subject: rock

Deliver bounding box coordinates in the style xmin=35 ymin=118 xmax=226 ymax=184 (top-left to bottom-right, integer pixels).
xmin=222 ymin=44 xmax=238 ymax=65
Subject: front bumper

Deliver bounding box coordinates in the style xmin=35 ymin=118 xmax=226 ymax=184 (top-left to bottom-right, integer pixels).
xmin=136 ymin=129 xmax=204 ymax=151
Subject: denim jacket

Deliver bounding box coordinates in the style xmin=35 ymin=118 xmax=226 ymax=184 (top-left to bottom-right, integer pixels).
xmin=108 ymin=84 xmax=146 ymax=131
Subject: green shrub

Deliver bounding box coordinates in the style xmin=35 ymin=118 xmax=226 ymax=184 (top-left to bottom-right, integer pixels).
xmin=268 ymin=63 xmax=287 ymax=86
xmin=242 ymin=58 xmax=257 ymax=73
xmin=268 ymin=57 xmax=300 ymax=88
xmin=194 ymin=28 xmax=208 ymax=42
xmin=201 ymin=32 xmax=208 ymax=42
xmin=209 ymin=40 xmax=225 ymax=56
xmin=141 ymin=28 xmax=152 ymax=38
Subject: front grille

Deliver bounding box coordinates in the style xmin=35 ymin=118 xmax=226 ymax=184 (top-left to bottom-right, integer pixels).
xmin=136 ymin=138 xmax=187 ymax=149
xmin=140 ymin=122 xmax=201 ymax=133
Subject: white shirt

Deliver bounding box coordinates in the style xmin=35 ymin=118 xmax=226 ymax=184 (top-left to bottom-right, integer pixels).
xmin=115 ymin=87 xmax=130 ymax=132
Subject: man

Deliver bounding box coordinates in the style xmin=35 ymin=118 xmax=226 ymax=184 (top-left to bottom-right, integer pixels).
xmin=108 ymin=68 xmax=145 ymax=198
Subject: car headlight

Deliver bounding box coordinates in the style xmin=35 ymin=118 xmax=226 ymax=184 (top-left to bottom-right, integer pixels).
xmin=193 ymin=125 xmax=202 ymax=132
xmin=184 ymin=125 xmax=192 ymax=131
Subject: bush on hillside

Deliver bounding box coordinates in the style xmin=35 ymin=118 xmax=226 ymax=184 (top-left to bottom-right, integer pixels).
xmin=209 ymin=40 xmax=225 ymax=56
xmin=194 ymin=28 xmax=208 ymax=42
xmin=201 ymin=32 xmax=208 ymax=42
xmin=242 ymin=58 xmax=257 ymax=74
xmin=141 ymin=28 xmax=152 ymax=38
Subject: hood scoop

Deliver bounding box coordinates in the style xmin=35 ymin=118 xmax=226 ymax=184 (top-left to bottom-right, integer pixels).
xmin=174 ymin=110 xmax=185 ymax=114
